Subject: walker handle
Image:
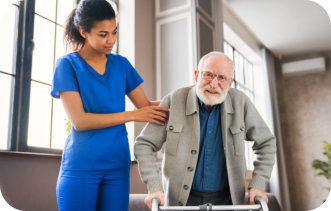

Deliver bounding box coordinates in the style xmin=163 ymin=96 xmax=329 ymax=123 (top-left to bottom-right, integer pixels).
xmin=254 ymin=196 xmax=269 ymax=211
xmin=152 ymin=198 xmax=160 ymax=211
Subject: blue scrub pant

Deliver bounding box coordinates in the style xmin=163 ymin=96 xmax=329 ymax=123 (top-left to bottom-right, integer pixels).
xmin=56 ymin=167 xmax=130 ymax=211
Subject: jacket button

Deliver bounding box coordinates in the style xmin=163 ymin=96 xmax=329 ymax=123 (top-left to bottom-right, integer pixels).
xmin=183 ymin=185 xmax=189 ymax=190
xmin=169 ymin=125 xmax=174 ymax=131
xmin=191 ymin=150 xmax=197 ymax=154
xmin=187 ymin=167 xmax=193 ymax=172
xmin=178 ymin=201 xmax=183 ymax=206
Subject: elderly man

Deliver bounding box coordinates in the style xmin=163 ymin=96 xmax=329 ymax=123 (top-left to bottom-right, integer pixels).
xmin=134 ymin=51 xmax=276 ymax=209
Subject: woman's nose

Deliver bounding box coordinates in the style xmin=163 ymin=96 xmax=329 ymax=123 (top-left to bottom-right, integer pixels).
xmin=108 ymin=35 xmax=116 ymax=44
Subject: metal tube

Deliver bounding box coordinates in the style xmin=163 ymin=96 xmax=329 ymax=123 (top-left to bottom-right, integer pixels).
xmin=152 ymin=198 xmax=160 ymax=211
xmin=255 ymin=196 xmax=269 ymax=211
xmin=156 ymin=195 xmax=269 ymax=211
xmin=159 ymin=204 xmax=261 ymax=210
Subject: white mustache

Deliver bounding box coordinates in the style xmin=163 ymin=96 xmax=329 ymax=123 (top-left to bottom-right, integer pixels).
xmin=203 ymin=86 xmax=221 ymax=94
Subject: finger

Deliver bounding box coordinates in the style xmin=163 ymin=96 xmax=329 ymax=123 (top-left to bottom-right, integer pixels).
xmin=153 ymin=115 xmax=167 ymax=123
xmin=249 ymin=194 xmax=255 ymax=204
xmin=160 ymin=196 xmax=165 ymax=206
xmin=153 ymin=111 xmax=169 ymax=119
xmin=153 ymin=106 xmax=170 ymax=112
xmin=144 ymin=198 xmax=152 ymax=210
xmin=263 ymin=195 xmax=269 ymax=203
xmin=150 ymin=119 xmax=165 ymax=126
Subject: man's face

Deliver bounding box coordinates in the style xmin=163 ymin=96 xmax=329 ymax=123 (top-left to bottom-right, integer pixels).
xmin=194 ymin=55 xmax=234 ymax=106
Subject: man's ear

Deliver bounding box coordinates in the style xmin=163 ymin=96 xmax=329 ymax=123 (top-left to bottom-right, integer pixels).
xmin=194 ymin=70 xmax=199 ymax=83
xmin=228 ymin=78 xmax=235 ymax=90
xmin=79 ymin=28 xmax=88 ymax=39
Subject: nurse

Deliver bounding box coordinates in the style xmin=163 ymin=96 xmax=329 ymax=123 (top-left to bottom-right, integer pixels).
xmin=51 ymin=0 xmax=169 ymax=210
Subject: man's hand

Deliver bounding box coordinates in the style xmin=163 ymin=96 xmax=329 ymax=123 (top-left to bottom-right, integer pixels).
xmin=248 ymin=188 xmax=268 ymax=204
xmin=144 ymin=191 xmax=165 ymax=210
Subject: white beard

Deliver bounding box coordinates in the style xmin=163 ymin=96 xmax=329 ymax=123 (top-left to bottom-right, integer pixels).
xmin=196 ymin=85 xmax=228 ymax=106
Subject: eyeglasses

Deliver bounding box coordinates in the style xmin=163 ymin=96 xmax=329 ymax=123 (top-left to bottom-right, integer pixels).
xmin=199 ymin=71 xmax=231 ymax=84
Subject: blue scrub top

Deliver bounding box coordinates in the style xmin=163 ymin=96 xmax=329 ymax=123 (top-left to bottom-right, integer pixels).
xmin=51 ymin=52 xmax=143 ymax=171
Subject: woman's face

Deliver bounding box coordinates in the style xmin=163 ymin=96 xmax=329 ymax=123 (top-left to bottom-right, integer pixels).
xmin=80 ymin=18 xmax=117 ymax=54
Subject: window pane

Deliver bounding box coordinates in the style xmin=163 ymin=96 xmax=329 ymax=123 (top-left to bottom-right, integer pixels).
xmin=51 ymin=99 xmax=68 ymax=149
xmin=0 ymin=5 xmax=17 ymax=74
xmin=0 ymin=74 xmax=13 ymax=150
xmin=57 ymin=0 xmax=75 ymax=26
xmin=55 ymin=26 xmax=66 ymax=61
xmin=27 ymin=82 xmax=52 ymax=148
xmin=35 ymin=0 xmax=56 ymax=21
xmin=31 ymin=16 xmax=55 ymax=84
xmin=234 ymin=52 xmax=245 ymax=92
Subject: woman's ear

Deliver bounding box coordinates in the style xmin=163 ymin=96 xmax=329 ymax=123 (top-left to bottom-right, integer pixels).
xmin=79 ymin=28 xmax=88 ymax=39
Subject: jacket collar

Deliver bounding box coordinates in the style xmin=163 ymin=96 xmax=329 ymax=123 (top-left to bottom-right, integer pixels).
xmin=186 ymin=86 xmax=234 ymax=115
xmin=222 ymin=89 xmax=234 ymax=114
xmin=186 ymin=86 xmax=199 ymax=115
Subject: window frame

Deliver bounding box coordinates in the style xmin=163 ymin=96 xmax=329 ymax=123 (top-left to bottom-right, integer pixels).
xmin=3 ymin=0 xmax=77 ymax=154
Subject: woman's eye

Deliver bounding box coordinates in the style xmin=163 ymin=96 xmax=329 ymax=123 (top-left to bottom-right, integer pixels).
xmin=100 ymin=34 xmax=107 ymax=37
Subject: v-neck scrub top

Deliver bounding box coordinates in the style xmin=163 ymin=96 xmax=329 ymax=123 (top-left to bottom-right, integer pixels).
xmin=51 ymin=52 xmax=143 ymax=171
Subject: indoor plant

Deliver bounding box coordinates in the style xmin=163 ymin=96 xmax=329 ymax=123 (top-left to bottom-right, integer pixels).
xmin=312 ymin=140 xmax=331 ymax=190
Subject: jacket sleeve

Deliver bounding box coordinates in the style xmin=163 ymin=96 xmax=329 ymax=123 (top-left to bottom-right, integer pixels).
xmin=134 ymin=95 xmax=170 ymax=193
xmin=244 ymin=98 xmax=277 ymax=191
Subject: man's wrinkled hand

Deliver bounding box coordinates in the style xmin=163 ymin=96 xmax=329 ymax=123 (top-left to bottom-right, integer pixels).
xmin=248 ymin=188 xmax=268 ymax=204
xmin=144 ymin=191 xmax=165 ymax=210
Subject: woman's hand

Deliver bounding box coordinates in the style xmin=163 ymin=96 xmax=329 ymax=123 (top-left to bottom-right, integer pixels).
xmin=133 ymin=106 xmax=169 ymax=125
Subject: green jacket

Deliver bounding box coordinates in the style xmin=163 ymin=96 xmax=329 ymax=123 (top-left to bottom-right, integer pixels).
xmin=134 ymin=86 xmax=276 ymax=206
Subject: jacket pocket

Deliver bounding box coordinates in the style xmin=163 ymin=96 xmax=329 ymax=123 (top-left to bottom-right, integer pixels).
xmin=230 ymin=124 xmax=245 ymax=156
xmin=165 ymin=123 xmax=183 ymax=156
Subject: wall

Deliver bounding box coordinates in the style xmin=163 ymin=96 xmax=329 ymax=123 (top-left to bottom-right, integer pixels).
xmin=0 ymin=153 xmax=60 ymax=211
xmin=276 ymin=53 xmax=331 ymax=211
xmin=0 ymin=153 xmax=148 ymax=211
xmin=133 ymin=0 xmax=156 ymax=138
xmin=129 ymin=0 xmax=154 ymax=194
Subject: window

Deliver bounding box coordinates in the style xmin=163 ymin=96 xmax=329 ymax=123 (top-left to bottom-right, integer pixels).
xmin=0 ymin=0 xmax=120 ymax=154
xmin=224 ymin=41 xmax=254 ymax=101
xmin=224 ymin=41 xmax=256 ymax=170
xmin=28 ymin=0 xmax=75 ymax=150
xmin=0 ymin=0 xmax=75 ymax=154
xmin=0 ymin=2 xmax=19 ymax=150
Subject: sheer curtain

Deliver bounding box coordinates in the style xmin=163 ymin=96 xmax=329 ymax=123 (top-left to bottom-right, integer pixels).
xmin=262 ymin=48 xmax=291 ymax=211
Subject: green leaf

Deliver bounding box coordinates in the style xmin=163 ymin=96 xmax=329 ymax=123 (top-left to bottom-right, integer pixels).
xmin=65 ymin=118 xmax=72 ymax=136
xmin=312 ymin=140 xmax=331 ymax=183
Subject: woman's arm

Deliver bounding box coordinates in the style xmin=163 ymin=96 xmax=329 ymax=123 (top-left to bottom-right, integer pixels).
xmin=60 ymin=90 xmax=169 ymax=131
xmin=127 ymin=85 xmax=169 ymax=120
xmin=126 ymin=86 xmax=157 ymax=108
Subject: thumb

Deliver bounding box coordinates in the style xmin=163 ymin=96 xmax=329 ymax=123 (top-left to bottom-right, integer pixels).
xmin=249 ymin=192 xmax=256 ymax=204
xmin=144 ymin=197 xmax=153 ymax=210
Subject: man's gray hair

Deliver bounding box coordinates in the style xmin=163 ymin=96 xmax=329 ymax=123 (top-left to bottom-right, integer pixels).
xmin=197 ymin=51 xmax=234 ymax=77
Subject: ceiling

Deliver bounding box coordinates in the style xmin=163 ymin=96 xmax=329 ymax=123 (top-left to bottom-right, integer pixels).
xmin=224 ymin=0 xmax=331 ymax=58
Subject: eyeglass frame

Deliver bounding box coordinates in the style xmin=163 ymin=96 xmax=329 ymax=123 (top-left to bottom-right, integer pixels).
xmin=198 ymin=71 xmax=233 ymax=84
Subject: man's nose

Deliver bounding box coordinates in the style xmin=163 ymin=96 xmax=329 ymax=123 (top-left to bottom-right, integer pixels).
xmin=209 ymin=77 xmax=219 ymax=88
